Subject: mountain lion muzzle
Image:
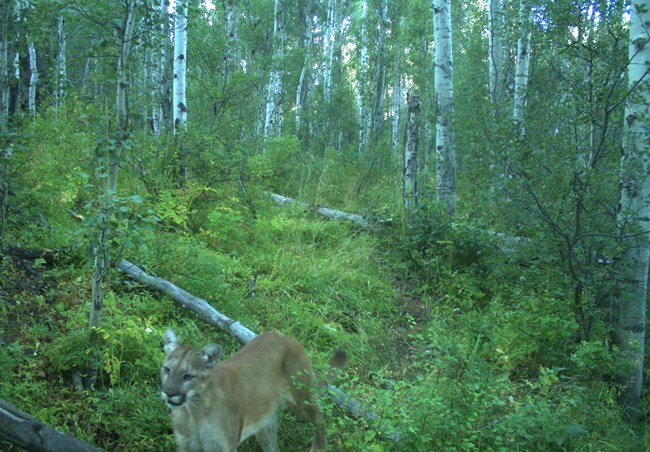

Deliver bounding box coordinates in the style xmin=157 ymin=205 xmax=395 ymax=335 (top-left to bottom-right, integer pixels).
xmin=161 ymin=329 xmax=347 ymax=451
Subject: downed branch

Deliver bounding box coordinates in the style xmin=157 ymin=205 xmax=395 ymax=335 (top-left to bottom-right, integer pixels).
xmin=269 ymin=193 xmax=369 ymax=228
xmin=117 ymin=259 xmax=256 ymax=344
xmin=0 ymin=398 xmax=101 ymax=452
xmin=117 ymin=259 xmax=400 ymax=443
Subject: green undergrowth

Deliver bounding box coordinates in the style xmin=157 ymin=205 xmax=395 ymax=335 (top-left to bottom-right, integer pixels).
xmin=1 ymin=126 xmax=647 ymax=450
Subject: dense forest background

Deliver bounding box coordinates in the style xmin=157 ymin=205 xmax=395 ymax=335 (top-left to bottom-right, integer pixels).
xmin=0 ymin=0 xmax=649 ymax=450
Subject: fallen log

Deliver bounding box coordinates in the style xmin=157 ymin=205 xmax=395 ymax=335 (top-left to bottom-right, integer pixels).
xmin=117 ymin=259 xmax=256 ymax=345
xmin=0 ymin=398 xmax=101 ymax=452
xmin=116 ymin=259 xmax=400 ymax=442
xmin=269 ymin=193 xmax=369 ymax=228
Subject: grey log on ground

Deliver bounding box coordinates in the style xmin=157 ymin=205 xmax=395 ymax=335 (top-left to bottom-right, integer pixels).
xmin=116 ymin=259 xmax=400 ymax=443
xmin=269 ymin=193 xmax=369 ymax=227
xmin=117 ymin=259 xmax=256 ymax=345
xmin=0 ymin=398 xmax=101 ymax=452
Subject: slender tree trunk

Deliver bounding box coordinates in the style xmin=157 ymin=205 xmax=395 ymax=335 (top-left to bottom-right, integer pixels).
xmin=9 ymin=2 xmax=19 ymax=117
xmin=264 ymin=0 xmax=284 ymax=138
xmin=55 ymin=16 xmax=66 ymax=120
xmin=88 ymin=0 xmax=138 ymax=388
xmin=323 ymin=0 xmax=336 ymax=106
xmin=576 ymin=5 xmax=598 ymax=168
xmin=159 ymin=1 xmax=172 ymax=133
xmin=433 ymin=0 xmax=456 ymax=217
xmin=27 ymin=40 xmax=37 ymax=117
xmin=0 ymin=0 xmax=10 ymax=252
xmin=150 ymin=0 xmax=167 ymax=135
xmin=0 ymin=145 xmax=8 ymax=253
xmin=403 ymin=91 xmax=420 ymax=216
xmin=391 ymin=16 xmax=404 ymax=157
xmin=391 ymin=72 xmax=402 ymax=156
xmin=612 ymin=0 xmax=650 ymax=423
xmin=488 ymin=0 xmax=504 ymax=116
xmin=222 ymin=0 xmax=239 ymax=85
xmin=357 ymin=0 xmax=368 ymax=154
xmin=296 ymin=0 xmax=313 ymax=139
xmin=512 ymin=0 xmax=530 ymax=134
xmin=370 ymin=0 xmax=388 ymax=147
xmin=173 ymin=0 xmax=188 ymax=134
xmin=0 ymin=0 xmax=10 ymax=131
xmin=173 ymin=0 xmax=188 ymax=183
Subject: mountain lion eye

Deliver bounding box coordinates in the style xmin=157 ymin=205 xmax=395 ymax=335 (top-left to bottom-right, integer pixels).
xmin=163 ymin=366 xmax=170 ymax=374
xmin=183 ymin=374 xmax=195 ymax=381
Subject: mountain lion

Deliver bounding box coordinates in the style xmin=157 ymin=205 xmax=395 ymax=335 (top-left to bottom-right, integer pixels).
xmin=161 ymin=329 xmax=347 ymax=451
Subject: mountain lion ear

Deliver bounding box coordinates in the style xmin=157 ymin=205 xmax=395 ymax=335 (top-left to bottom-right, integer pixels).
xmin=201 ymin=344 xmax=221 ymax=368
xmin=163 ymin=329 xmax=180 ymax=354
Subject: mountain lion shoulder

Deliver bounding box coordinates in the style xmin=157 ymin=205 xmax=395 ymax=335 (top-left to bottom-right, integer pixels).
xmin=160 ymin=329 xmax=347 ymax=451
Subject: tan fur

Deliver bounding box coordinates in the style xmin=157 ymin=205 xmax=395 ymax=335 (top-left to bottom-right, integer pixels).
xmin=161 ymin=329 xmax=346 ymax=452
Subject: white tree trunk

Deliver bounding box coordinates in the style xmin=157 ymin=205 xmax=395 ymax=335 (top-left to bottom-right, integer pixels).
xmin=173 ymin=0 xmax=188 ymax=133
xmin=0 ymin=0 xmax=8 ymax=132
xmin=55 ymin=16 xmax=66 ymax=118
xmin=150 ymin=47 xmax=160 ymax=134
xmin=433 ymin=0 xmax=456 ymax=217
xmin=27 ymin=41 xmax=36 ymax=117
xmin=264 ymin=0 xmax=283 ymax=138
xmin=613 ymin=0 xmax=650 ymax=423
xmin=403 ymin=91 xmax=420 ymax=214
xmin=296 ymin=67 xmax=305 ymax=134
xmin=370 ymin=0 xmax=388 ymax=146
xmin=512 ymin=1 xmax=531 ymax=133
xmin=391 ymin=72 xmax=401 ymax=156
xmin=323 ymin=0 xmax=336 ymax=105
xmin=11 ymin=2 xmax=19 ymax=112
xmin=223 ymin=0 xmax=239 ymax=84
xmin=296 ymin=2 xmax=313 ymax=136
xmin=488 ymin=0 xmax=504 ymax=114
xmin=391 ymin=17 xmax=404 ymax=156
xmin=357 ymin=0 xmax=368 ymax=153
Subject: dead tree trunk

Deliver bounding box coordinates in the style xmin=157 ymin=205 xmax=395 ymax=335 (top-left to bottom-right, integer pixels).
xmin=0 ymin=398 xmax=101 ymax=452
xmin=269 ymin=193 xmax=368 ymax=227
xmin=117 ymin=259 xmax=256 ymax=344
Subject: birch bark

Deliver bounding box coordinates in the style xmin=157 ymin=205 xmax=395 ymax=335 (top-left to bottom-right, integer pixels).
xmin=0 ymin=0 xmax=10 ymax=130
xmin=391 ymin=16 xmax=404 ymax=156
xmin=512 ymin=0 xmax=531 ymax=133
xmin=150 ymin=0 xmax=169 ymax=134
xmin=433 ymin=0 xmax=456 ymax=217
xmin=613 ymin=0 xmax=650 ymax=422
xmin=323 ymin=0 xmax=336 ymax=105
xmin=55 ymin=16 xmax=66 ymax=119
xmin=370 ymin=0 xmax=388 ymax=146
xmin=223 ymin=0 xmax=239 ymax=84
xmin=403 ymin=91 xmax=420 ymax=215
xmin=264 ymin=0 xmax=283 ymax=137
xmin=357 ymin=0 xmax=368 ymax=153
xmin=27 ymin=41 xmax=36 ymax=117
xmin=173 ymin=0 xmax=188 ymax=133
xmin=296 ymin=1 xmax=314 ymax=136
xmin=488 ymin=0 xmax=504 ymax=115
